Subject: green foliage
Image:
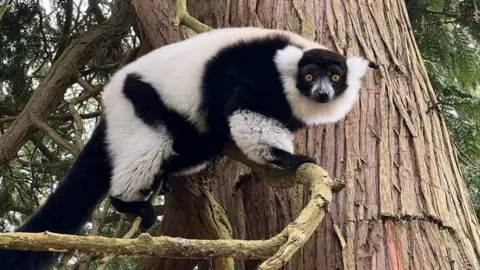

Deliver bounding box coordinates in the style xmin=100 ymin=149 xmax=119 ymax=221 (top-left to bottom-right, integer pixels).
xmin=408 ymin=0 xmax=480 ymax=90
xmin=464 ymin=165 xmax=480 ymax=217
xmin=0 ymin=1 xmax=50 ymax=107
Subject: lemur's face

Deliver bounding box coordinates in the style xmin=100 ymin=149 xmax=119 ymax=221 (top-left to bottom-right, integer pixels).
xmin=296 ymin=49 xmax=348 ymax=103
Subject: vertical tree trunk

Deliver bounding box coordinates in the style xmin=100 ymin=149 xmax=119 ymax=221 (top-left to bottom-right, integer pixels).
xmin=133 ymin=0 xmax=480 ymax=269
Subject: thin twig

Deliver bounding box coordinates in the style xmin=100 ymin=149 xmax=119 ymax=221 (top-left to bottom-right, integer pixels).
xmin=73 ymin=200 xmax=112 ymax=269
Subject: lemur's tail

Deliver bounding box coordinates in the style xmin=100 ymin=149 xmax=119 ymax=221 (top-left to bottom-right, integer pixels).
xmin=0 ymin=118 xmax=112 ymax=270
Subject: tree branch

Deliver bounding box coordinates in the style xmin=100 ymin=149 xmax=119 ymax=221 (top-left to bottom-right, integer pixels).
xmin=29 ymin=134 xmax=59 ymax=162
xmin=0 ymin=112 xmax=102 ymax=124
xmin=29 ymin=112 xmax=79 ymax=157
xmin=0 ymin=164 xmax=344 ymax=270
xmin=16 ymin=159 xmax=73 ymax=169
xmin=0 ymin=204 xmax=33 ymax=216
xmin=175 ymin=0 xmax=212 ymax=33
xmin=66 ymin=82 xmax=102 ymax=150
xmin=426 ymin=8 xmax=460 ymax=18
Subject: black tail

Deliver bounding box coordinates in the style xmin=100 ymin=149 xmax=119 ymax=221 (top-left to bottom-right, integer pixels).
xmin=0 ymin=118 xmax=112 ymax=270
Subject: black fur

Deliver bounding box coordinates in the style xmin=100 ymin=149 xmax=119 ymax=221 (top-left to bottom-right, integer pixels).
xmin=0 ymin=119 xmax=111 ymax=270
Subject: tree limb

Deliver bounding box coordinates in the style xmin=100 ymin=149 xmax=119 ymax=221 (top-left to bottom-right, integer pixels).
xmin=66 ymin=82 xmax=102 ymax=150
xmin=426 ymin=8 xmax=460 ymax=18
xmin=0 ymin=164 xmax=344 ymax=270
xmin=29 ymin=134 xmax=59 ymax=162
xmin=175 ymin=0 xmax=212 ymax=33
xmin=0 ymin=204 xmax=33 ymax=216
xmin=15 ymin=159 xmax=73 ymax=169
xmin=29 ymin=112 xmax=79 ymax=157
xmin=0 ymin=112 xmax=102 ymax=124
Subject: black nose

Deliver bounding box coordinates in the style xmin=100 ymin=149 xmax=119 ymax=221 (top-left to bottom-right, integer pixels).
xmin=314 ymin=92 xmax=330 ymax=103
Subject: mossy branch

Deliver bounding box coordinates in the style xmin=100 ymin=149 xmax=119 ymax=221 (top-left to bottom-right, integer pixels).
xmin=0 ymin=164 xmax=344 ymax=270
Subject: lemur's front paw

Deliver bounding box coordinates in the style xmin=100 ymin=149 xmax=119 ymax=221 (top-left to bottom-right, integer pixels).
xmin=271 ymin=150 xmax=316 ymax=171
xmin=288 ymin=154 xmax=316 ymax=169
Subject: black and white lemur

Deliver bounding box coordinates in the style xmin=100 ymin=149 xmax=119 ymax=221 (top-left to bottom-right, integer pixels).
xmin=0 ymin=27 xmax=377 ymax=269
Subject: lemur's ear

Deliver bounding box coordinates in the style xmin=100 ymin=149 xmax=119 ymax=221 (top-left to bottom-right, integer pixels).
xmin=368 ymin=61 xmax=379 ymax=69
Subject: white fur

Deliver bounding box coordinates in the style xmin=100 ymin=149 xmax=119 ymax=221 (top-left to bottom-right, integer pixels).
xmin=275 ymin=47 xmax=371 ymax=126
xmin=228 ymin=110 xmax=294 ymax=164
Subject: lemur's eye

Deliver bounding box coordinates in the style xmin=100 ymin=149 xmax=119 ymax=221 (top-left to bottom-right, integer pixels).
xmin=305 ymin=74 xmax=313 ymax=82
xmin=331 ymin=74 xmax=340 ymax=82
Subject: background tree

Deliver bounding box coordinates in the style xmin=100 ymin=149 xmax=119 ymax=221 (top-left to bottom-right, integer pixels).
xmin=407 ymin=0 xmax=480 ymax=218
xmin=0 ymin=0 xmax=480 ymax=269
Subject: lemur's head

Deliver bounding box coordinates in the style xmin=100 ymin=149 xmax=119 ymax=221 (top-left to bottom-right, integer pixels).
xmin=274 ymin=45 xmax=378 ymax=126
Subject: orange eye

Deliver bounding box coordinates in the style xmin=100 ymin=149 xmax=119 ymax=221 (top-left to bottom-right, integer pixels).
xmin=331 ymin=74 xmax=340 ymax=82
xmin=305 ymin=74 xmax=313 ymax=81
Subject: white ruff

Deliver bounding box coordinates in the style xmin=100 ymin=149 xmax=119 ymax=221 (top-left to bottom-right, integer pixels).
xmin=274 ymin=46 xmax=371 ymax=126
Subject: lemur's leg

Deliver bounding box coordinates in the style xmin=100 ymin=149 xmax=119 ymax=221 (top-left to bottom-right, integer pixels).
xmin=228 ymin=110 xmax=315 ymax=171
xmin=106 ymin=123 xmax=174 ymax=230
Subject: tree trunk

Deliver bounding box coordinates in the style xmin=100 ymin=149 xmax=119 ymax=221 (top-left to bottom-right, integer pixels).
xmin=133 ymin=0 xmax=480 ymax=269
